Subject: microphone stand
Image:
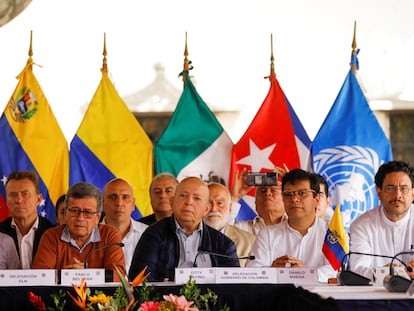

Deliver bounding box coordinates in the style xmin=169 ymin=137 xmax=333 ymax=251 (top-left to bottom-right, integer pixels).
xmin=84 ymin=242 xmax=124 ymax=269
xmin=193 ymin=250 xmax=255 ymax=267
xmin=383 ymin=250 xmax=414 ymax=292
xmin=338 ymin=251 xmax=407 ymax=286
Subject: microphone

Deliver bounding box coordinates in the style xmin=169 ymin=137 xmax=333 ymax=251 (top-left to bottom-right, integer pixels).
xmin=338 ymin=251 xmax=411 ymax=286
xmin=193 ymin=250 xmax=255 ymax=267
xmin=84 ymin=242 xmax=124 ymax=268
xmin=383 ymin=250 xmax=414 ymax=292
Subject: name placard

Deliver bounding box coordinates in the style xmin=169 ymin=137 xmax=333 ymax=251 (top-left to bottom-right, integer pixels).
xmin=175 ymin=268 xmax=216 ymax=284
xmin=0 ymin=269 xmax=56 ymax=286
xmin=276 ymin=267 xmax=318 ymax=285
xmin=60 ymin=269 xmax=105 ymax=285
xmin=215 ymin=267 xmax=277 ymax=284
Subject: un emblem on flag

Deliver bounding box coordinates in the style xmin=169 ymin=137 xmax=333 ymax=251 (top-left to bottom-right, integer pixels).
xmin=313 ymin=145 xmax=382 ymax=230
xmin=9 ymin=87 xmax=38 ymax=123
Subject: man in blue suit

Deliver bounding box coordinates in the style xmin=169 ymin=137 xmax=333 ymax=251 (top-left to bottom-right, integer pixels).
xmin=129 ymin=176 xmax=239 ymax=281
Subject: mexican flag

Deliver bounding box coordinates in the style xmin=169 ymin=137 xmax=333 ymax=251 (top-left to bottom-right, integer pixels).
xmin=154 ymin=73 xmax=233 ymax=186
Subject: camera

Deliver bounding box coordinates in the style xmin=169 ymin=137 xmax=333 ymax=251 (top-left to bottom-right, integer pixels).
xmin=247 ymin=172 xmax=278 ymax=186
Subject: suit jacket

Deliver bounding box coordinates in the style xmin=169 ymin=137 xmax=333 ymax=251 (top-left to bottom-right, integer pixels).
xmin=129 ymin=216 xmax=240 ymax=281
xmin=0 ymin=216 xmax=55 ymax=263
xmin=225 ymin=224 xmax=256 ymax=267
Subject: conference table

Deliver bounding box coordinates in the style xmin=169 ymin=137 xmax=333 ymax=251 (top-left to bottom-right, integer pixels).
xmin=2 ymin=282 xmax=414 ymax=311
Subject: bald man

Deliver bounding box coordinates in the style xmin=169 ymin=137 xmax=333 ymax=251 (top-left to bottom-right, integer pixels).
xmin=102 ymin=178 xmax=148 ymax=273
xmin=129 ymin=177 xmax=239 ymax=282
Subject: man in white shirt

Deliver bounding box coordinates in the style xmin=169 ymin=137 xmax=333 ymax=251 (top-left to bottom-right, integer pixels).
xmin=0 ymin=171 xmax=55 ymax=269
xmin=350 ymin=161 xmax=414 ymax=281
xmin=102 ymin=178 xmax=148 ymax=273
xmin=247 ymin=169 xmax=336 ymax=283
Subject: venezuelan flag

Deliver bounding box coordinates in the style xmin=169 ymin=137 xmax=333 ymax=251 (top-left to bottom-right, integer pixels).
xmin=69 ymin=54 xmax=153 ymax=219
xmin=0 ymin=57 xmax=69 ymax=223
xmin=322 ymin=204 xmax=349 ymax=271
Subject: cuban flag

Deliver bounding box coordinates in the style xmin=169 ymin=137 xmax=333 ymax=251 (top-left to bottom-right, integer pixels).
xmin=230 ymin=66 xmax=311 ymax=221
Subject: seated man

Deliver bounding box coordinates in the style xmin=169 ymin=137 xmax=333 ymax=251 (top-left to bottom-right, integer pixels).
xmin=204 ymin=182 xmax=255 ymax=267
xmin=247 ymin=169 xmax=336 ymax=283
xmin=350 ymin=161 xmax=414 ymax=280
xmin=102 ymin=178 xmax=148 ymax=273
xmin=233 ymin=170 xmax=287 ymax=235
xmin=32 ymin=182 xmax=126 ymax=279
xmin=138 ymin=172 xmax=178 ymax=225
xmin=0 ymin=170 xmax=55 ymax=269
xmin=129 ymin=177 xmax=239 ymax=282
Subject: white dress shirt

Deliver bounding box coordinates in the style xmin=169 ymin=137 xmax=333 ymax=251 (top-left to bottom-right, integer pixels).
xmin=102 ymin=217 xmax=148 ymax=273
xmin=247 ymin=217 xmax=336 ymax=283
xmin=349 ymin=205 xmax=414 ymax=280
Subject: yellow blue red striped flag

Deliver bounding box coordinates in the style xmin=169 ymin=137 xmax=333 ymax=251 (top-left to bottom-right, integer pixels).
xmin=0 ymin=57 xmax=69 ymax=223
xmin=322 ymin=204 xmax=349 ymax=271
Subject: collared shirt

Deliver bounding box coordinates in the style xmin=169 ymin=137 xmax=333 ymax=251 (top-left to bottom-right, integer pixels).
xmin=11 ymin=217 xmax=38 ymax=269
xmin=174 ymin=218 xmax=211 ymax=268
xmin=234 ymin=214 xmax=288 ymax=236
xmin=101 ymin=218 xmax=148 ymax=273
xmin=60 ymin=225 xmax=101 ymax=253
xmin=247 ymin=217 xmax=336 ymax=283
xmin=350 ymin=205 xmax=414 ymax=280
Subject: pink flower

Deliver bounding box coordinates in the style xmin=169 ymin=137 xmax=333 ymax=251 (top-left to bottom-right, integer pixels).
xmin=138 ymin=301 xmax=162 ymax=311
xmin=163 ymin=294 xmax=199 ymax=311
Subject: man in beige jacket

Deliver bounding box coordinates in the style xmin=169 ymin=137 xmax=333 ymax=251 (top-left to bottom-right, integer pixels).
xmin=204 ymin=182 xmax=255 ymax=267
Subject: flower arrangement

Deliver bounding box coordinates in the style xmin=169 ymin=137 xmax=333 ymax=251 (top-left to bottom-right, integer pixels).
xmin=28 ymin=265 xmax=228 ymax=311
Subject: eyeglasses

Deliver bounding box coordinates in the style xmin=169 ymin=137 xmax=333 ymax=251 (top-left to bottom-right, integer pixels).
xmin=384 ymin=185 xmax=411 ymax=195
xmin=66 ymin=207 xmax=98 ymax=219
xmin=282 ymin=189 xmax=316 ymax=199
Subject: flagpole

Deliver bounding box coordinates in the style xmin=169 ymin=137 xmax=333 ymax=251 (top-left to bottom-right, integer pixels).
xmin=351 ymin=21 xmax=357 ymax=74
xmin=102 ymin=32 xmax=108 ymax=73
xmin=27 ymin=30 xmax=33 ymax=70
xmin=182 ymin=32 xmax=189 ymax=84
xmin=270 ymin=33 xmax=274 ymax=75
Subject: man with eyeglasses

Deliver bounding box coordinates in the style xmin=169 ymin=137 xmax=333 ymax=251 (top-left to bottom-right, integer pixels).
xmin=350 ymin=160 xmax=414 ymax=281
xmin=0 ymin=171 xmax=55 ymax=269
xmin=101 ymin=178 xmax=148 ymax=273
xmin=247 ymin=169 xmax=336 ymax=283
xmin=32 ymin=182 xmax=126 ymax=279
xmin=234 ymin=167 xmax=287 ymax=236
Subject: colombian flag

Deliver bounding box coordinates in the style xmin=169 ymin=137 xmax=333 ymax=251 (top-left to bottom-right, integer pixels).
xmin=322 ymin=204 xmax=349 ymax=270
xmin=0 ymin=57 xmax=69 ymax=223
xmin=69 ymin=56 xmax=153 ymax=219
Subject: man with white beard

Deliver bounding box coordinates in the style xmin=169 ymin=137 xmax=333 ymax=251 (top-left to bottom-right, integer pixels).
xmin=204 ymin=182 xmax=256 ymax=267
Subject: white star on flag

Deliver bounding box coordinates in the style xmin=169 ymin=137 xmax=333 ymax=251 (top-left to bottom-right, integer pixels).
xmin=39 ymin=198 xmax=46 ymax=207
xmin=1 ymin=175 xmax=7 ymax=186
xmin=236 ymin=139 xmax=276 ymax=172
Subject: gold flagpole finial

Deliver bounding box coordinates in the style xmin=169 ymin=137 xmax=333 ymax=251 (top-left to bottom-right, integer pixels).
xmin=28 ymin=30 xmax=33 ymax=58
xmin=351 ymin=21 xmax=357 ymax=73
xmin=270 ymin=33 xmax=275 ymax=75
xmin=183 ymin=32 xmax=189 ymax=83
xmin=102 ymin=33 xmax=108 ymax=72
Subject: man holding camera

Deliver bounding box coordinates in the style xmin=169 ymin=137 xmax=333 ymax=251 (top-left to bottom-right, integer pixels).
xmin=233 ymin=168 xmax=287 ymax=235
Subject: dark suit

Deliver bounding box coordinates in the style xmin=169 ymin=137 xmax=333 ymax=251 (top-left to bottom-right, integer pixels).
xmin=0 ymin=216 xmax=55 ymax=262
xmin=129 ymin=216 xmax=240 ymax=281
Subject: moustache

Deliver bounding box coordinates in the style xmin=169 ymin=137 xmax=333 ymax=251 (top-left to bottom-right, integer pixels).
xmin=206 ymin=211 xmax=222 ymax=218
